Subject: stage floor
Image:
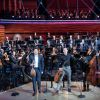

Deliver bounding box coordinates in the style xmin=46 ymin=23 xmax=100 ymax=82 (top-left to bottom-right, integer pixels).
xmin=0 ymin=82 xmax=100 ymax=100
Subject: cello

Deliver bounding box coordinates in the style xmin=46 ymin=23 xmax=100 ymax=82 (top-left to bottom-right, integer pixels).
xmin=54 ymin=60 xmax=68 ymax=83
xmin=54 ymin=69 xmax=63 ymax=83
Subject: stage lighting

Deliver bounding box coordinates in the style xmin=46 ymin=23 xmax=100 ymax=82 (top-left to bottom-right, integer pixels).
xmin=37 ymin=0 xmax=50 ymax=19
xmin=52 ymin=16 xmax=54 ymax=19
xmin=97 ymin=16 xmax=99 ymax=18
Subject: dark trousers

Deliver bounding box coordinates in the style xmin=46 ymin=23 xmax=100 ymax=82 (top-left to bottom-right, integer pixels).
xmin=83 ymin=72 xmax=89 ymax=91
xmin=32 ymin=68 xmax=41 ymax=93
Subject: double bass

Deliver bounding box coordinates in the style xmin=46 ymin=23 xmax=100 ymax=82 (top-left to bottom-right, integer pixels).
xmin=87 ymin=55 xmax=97 ymax=86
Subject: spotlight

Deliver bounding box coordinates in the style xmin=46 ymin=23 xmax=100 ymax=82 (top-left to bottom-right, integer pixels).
xmin=12 ymin=16 xmax=15 ymax=18
xmin=97 ymin=16 xmax=99 ymax=18
xmin=32 ymin=16 xmax=34 ymax=18
xmin=19 ymin=16 xmax=21 ymax=18
xmin=52 ymin=16 xmax=54 ymax=19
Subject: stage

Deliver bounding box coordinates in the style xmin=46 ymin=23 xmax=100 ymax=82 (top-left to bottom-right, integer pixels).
xmin=0 ymin=82 xmax=100 ymax=100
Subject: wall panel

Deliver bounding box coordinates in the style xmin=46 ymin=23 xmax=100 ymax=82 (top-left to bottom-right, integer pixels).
xmin=0 ymin=25 xmax=5 ymax=43
xmin=5 ymin=21 xmax=100 ymax=33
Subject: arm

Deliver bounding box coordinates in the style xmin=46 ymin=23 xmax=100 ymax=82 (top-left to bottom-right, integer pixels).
xmin=28 ymin=54 xmax=34 ymax=67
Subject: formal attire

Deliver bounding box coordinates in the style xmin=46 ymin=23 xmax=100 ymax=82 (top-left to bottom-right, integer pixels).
xmin=29 ymin=53 xmax=44 ymax=94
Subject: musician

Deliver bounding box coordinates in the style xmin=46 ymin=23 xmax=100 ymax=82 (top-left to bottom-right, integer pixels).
xmin=0 ymin=48 xmax=4 ymax=68
xmin=28 ymin=47 xmax=44 ymax=96
xmin=4 ymin=37 xmax=10 ymax=47
xmin=95 ymin=37 xmax=100 ymax=51
xmin=46 ymin=33 xmax=52 ymax=47
xmin=0 ymin=48 xmax=4 ymax=59
xmin=59 ymin=35 xmax=64 ymax=47
xmin=39 ymin=36 xmax=43 ymax=45
xmin=51 ymin=36 xmax=57 ymax=47
xmin=54 ymin=47 xmax=73 ymax=94
xmin=21 ymin=51 xmax=30 ymax=75
xmin=81 ymin=48 xmax=96 ymax=91
xmin=29 ymin=36 xmax=33 ymax=41
xmin=51 ymin=47 xmax=58 ymax=70
xmin=96 ymin=50 xmax=100 ymax=70
xmin=9 ymin=51 xmax=18 ymax=66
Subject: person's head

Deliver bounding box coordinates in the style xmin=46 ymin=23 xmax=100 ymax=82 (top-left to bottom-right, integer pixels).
xmin=60 ymin=35 xmax=63 ymax=39
xmin=13 ymin=51 xmax=16 ymax=56
xmin=53 ymin=35 xmax=56 ymax=40
xmin=34 ymin=48 xmax=38 ymax=55
xmin=39 ymin=36 xmax=42 ymax=39
xmin=63 ymin=48 xmax=68 ymax=55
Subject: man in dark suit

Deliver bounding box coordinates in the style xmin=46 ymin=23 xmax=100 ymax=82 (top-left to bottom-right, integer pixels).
xmin=28 ymin=48 xmax=44 ymax=96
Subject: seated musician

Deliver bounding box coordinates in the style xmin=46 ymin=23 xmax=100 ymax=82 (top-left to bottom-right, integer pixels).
xmin=53 ymin=47 xmax=73 ymax=94
xmin=21 ymin=51 xmax=30 ymax=75
xmin=0 ymin=49 xmax=4 ymax=68
xmin=9 ymin=51 xmax=24 ymax=70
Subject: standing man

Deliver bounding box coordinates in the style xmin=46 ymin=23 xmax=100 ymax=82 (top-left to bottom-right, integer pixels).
xmin=28 ymin=48 xmax=44 ymax=96
xmin=54 ymin=48 xmax=73 ymax=94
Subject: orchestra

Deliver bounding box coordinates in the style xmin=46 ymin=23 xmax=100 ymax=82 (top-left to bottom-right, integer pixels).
xmin=0 ymin=34 xmax=100 ymax=95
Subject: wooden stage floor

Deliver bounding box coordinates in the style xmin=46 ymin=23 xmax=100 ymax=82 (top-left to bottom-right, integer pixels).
xmin=0 ymin=82 xmax=100 ymax=100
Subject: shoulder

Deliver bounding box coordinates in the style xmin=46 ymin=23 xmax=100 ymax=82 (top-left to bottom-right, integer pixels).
xmin=29 ymin=53 xmax=34 ymax=58
xmin=68 ymin=53 xmax=72 ymax=58
xmin=39 ymin=54 xmax=44 ymax=60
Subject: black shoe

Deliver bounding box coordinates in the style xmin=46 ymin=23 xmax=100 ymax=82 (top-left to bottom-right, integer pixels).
xmin=87 ymin=88 xmax=91 ymax=91
xmin=39 ymin=90 xmax=41 ymax=93
xmin=68 ymin=88 xmax=71 ymax=92
xmin=82 ymin=89 xmax=86 ymax=92
xmin=52 ymin=90 xmax=59 ymax=95
xmin=32 ymin=93 xmax=36 ymax=96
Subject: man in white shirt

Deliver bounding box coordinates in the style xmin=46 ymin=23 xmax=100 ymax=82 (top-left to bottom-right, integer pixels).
xmin=29 ymin=48 xmax=44 ymax=96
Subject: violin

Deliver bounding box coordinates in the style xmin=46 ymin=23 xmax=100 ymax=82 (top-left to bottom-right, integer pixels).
xmin=3 ymin=52 xmax=9 ymax=61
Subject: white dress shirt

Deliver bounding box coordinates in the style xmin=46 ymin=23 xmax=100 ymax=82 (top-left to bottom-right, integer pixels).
xmin=34 ymin=55 xmax=38 ymax=68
